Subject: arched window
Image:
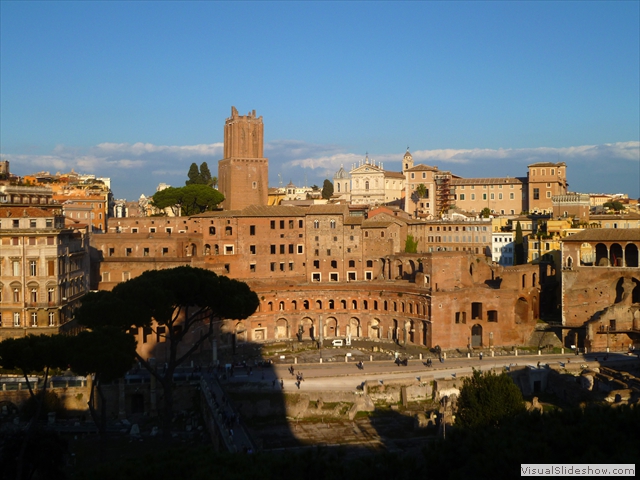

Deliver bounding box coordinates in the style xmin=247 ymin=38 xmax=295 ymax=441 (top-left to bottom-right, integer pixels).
xmin=328 ymin=299 xmax=334 ymax=309
xmin=352 ymin=300 xmax=358 ymax=309
xmin=279 ymin=301 xmax=284 ymax=311
xmin=365 ymin=181 xmax=369 ymax=191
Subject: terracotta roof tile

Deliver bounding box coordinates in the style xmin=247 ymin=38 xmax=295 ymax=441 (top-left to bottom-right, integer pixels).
xmin=563 ymin=228 xmax=640 ymax=242
xmin=0 ymin=206 xmax=57 ymax=218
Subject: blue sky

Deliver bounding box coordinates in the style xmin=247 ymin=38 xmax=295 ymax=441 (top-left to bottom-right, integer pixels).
xmin=1 ymin=1 xmax=638 ymax=201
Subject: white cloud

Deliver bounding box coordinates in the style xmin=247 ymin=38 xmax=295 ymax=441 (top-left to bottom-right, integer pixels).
xmin=95 ymin=142 xmax=223 ymax=157
xmin=2 ymin=140 xmax=638 ymax=200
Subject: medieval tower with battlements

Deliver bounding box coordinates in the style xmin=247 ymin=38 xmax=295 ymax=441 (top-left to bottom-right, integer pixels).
xmin=217 ymin=107 xmax=269 ymax=210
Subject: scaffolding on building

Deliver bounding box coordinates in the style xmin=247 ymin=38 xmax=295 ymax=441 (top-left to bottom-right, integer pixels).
xmin=434 ymin=172 xmax=454 ymax=216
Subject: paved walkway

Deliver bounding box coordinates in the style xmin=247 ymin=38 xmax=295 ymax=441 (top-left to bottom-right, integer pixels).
xmin=201 ymin=373 xmax=255 ymax=453
xmin=222 ymin=350 xmax=639 ymax=392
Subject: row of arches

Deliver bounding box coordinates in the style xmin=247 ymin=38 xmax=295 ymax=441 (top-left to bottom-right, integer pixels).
xmin=262 ymin=297 xmax=429 ymax=317
xmin=574 ymin=242 xmax=639 ymax=268
xmin=233 ymin=316 xmax=433 ymax=347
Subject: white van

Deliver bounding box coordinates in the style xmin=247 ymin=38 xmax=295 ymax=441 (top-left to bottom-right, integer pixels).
xmin=332 ymin=339 xmax=344 ymax=347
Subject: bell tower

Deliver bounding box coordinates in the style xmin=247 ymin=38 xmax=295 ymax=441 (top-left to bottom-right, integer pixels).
xmin=402 ymin=148 xmax=414 ymax=173
xmin=218 ymin=107 xmax=269 ymax=210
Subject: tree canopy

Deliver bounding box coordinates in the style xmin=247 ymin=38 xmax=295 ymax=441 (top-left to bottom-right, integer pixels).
xmin=186 ymin=162 xmax=215 ymax=187
xmin=455 ymin=369 xmax=525 ymax=429
xmin=404 ymin=234 xmax=418 ymax=253
xmin=199 ymin=162 xmax=213 ymax=186
xmin=603 ymin=200 xmax=624 ymax=211
xmin=150 ymin=184 xmax=224 ymax=216
xmin=186 ymin=163 xmax=202 ymax=185
xmin=321 ymin=179 xmax=334 ymax=200
xmin=74 ymin=266 xmax=259 ymax=439
xmin=481 ymin=207 xmax=492 ymax=218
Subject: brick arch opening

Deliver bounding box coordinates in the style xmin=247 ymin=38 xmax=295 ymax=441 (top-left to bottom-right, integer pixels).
xmin=610 ymin=243 xmax=623 ymax=267
xmin=625 ymin=244 xmax=639 ymax=267
xmin=235 ymin=322 xmax=247 ymax=343
xmin=368 ymin=318 xmax=381 ymax=339
xmin=298 ymin=317 xmax=315 ymax=340
xmin=347 ymin=317 xmax=361 ymax=338
xmin=614 ymin=277 xmax=640 ymax=304
xmin=324 ymin=317 xmax=339 ymax=337
xmin=471 ymin=324 xmax=482 ymax=347
xmin=275 ymin=318 xmax=288 ymax=339
xmin=595 ymin=243 xmax=608 ymax=266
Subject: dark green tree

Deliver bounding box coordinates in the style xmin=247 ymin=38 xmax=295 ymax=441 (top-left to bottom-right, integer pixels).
xmin=603 ymin=201 xmax=624 ymax=211
xmin=74 ymin=266 xmax=259 ymax=440
xmin=404 ymin=234 xmax=418 ymax=253
xmin=514 ymin=221 xmax=525 ymax=265
xmin=151 ymin=185 xmax=224 ymax=216
xmin=481 ymin=207 xmax=492 ymax=218
xmin=0 ymin=334 xmax=73 ymax=479
xmin=69 ymin=327 xmax=136 ymax=457
xmin=211 ymin=176 xmax=218 ymax=189
xmin=199 ymin=162 xmax=213 ymax=186
xmin=455 ymin=369 xmax=525 ymax=429
xmin=185 ymin=162 xmax=202 ymax=185
xmin=180 ymin=184 xmax=224 ymax=215
xmin=321 ymin=179 xmax=334 ymax=199
xmin=150 ymin=187 xmax=182 ymax=216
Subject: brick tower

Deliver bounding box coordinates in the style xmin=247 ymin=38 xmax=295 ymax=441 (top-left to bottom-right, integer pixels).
xmin=218 ymin=107 xmax=269 ymax=210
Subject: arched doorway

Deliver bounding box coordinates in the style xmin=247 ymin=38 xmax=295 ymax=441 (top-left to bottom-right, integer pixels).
xmin=421 ymin=321 xmax=429 ymax=346
xmin=368 ymin=318 xmax=381 ymax=339
xmin=235 ymin=322 xmax=247 ymax=343
xmin=299 ymin=317 xmax=315 ymax=341
xmin=409 ymin=320 xmax=416 ymax=343
xmin=610 ymin=243 xmax=623 ymax=267
xmin=275 ymin=318 xmax=288 ymax=339
xmin=347 ymin=317 xmax=361 ymax=338
xmin=625 ymin=244 xmax=639 ymax=267
xmin=471 ymin=324 xmax=482 ymax=347
xmin=595 ymin=243 xmax=608 ymax=266
xmin=324 ymin=317 xmax=338 ymax=338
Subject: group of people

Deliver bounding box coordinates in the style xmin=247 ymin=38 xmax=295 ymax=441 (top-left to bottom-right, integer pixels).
xmin=288 ymin=365 xmax=305 ymax=389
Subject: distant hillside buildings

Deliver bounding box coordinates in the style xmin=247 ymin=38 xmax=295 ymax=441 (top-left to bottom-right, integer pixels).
xmin=1 ymin=107 xmax=638 ymax=358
